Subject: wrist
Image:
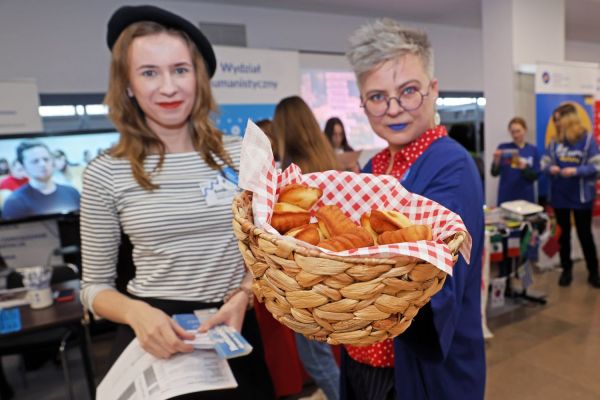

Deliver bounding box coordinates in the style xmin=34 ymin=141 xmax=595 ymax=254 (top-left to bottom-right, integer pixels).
xmin=224 ymin=286 xmax=254 ymax=310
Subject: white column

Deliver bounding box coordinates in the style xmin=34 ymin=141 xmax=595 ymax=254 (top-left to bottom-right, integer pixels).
xmin=482 ymin=0 xmax=565 ymax=206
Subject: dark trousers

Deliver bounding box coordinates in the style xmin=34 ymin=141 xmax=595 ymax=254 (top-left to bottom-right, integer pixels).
xmin=339 ymin=347 xmax=395 ymax=400
xmin=109 ymin=297 xmax=275 ymax=400
xmin=554 ymin=208 xmax=599 ymax=278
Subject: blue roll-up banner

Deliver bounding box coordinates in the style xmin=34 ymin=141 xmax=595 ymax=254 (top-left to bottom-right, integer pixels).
xmin=212 ymin=46 xmax=300 ymax=136
xmin=535 ymin=62 xmax=597 ymax=199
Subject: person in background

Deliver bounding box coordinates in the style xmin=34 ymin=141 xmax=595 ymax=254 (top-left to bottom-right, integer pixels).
xmin=255 ymin=119 xmax=279 ymax=164
xmin=541 ymin=103 xmax=600 ymax=288
xmin=80 ymin=5 xmax=274 ymax=399
xmin=3 ymin=142 xmax=80 ymax=220
xmin=324 ymin=117 xmax=360 ymax=173
xmin=52 ymin=149 xmax=84 ymax=193
xmin=0 ymin=159 xmax=9 ymax=176
xmin=273 ymin=95 xmax=341 ymax=400
xmin=344 ymin=19 xmax=485 ymax=399
xmin=491 ymin=117 xmax=540 ymax=205
xmin=276 ymin=96 xmax=340 ymax=174
xmin=324 ymin=117 xmax=354 ymax=153
xmin=0 ymin=160 xmax=28 ymax=191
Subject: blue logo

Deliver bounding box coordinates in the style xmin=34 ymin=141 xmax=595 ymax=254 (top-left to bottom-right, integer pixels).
xmin=542 ymin=71 xmax=550 ymax=84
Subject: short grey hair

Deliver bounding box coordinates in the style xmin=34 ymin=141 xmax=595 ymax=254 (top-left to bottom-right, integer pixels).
xmin=346 ymin=18 xmax=434 ymax=84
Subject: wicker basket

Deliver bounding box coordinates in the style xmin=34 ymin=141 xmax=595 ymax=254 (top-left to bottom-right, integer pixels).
xmin=232 ymin=191 xmax=466 ymax=346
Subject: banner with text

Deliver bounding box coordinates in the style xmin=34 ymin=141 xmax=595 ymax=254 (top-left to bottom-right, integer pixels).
xmin=535 ymin=62 xmax=597 ymax=204
xmin=212 ymin=46 xmax=300 ymax=136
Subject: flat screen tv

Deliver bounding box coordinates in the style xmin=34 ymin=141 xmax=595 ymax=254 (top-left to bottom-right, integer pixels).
xmin=0 ymin=129 xmax=120 ymax=222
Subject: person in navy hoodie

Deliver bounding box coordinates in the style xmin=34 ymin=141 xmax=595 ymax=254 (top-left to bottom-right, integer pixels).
xmin=340 ymin=18 xmax=485 ymax=400
xmin=491 ymin=117 xmax=540 ymax=205
xmin=541 ymin=103 xmax=600 ymax=288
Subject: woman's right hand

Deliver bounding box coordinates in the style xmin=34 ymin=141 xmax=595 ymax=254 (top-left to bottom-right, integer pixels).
xmin=549 ymin=165 xmax=560 ymax=175
xmin=126 ymin=301 xmax=195 ymax=359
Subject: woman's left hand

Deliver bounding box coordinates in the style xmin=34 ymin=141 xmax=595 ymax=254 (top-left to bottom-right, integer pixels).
xmin=198 ymin=291 xmax=249 ymax=333
xmin=560 ymin=167 xmax=577 ymax=177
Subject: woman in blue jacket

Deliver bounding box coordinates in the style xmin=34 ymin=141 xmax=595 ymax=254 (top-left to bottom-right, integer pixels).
xmin=541 ymin=103 xmax=600 ymax=288
xmin=341 ymin=18 xmax=485 ymax=400
xmin=491 ymin=117 xmax=540 ymax=205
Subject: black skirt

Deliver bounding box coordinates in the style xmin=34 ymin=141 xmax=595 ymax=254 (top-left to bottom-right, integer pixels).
xmin=109 ymin=296 xmax=275 ymax=400
xmin=340 ymin=346 xmax=395 ymax=400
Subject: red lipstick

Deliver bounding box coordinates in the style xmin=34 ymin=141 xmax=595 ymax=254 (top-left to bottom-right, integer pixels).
xmin=158 ymin=101 xmax=183 ymax=109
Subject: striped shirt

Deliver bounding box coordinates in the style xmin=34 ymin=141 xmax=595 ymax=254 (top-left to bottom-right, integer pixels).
xmin=80 ymin=137 xmax=245 ymax=313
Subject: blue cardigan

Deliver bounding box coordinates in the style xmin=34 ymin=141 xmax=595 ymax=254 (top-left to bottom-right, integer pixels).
xmin=363 ymin=136 xmax=486 ymax=400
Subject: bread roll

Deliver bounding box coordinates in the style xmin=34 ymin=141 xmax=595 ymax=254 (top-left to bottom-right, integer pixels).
xmin=271 ymin=202 xmax=311 ymax=234
xmin=318 ymin=232 xmax=373 ymax=252
xmin=278 ymin=184 xmax=323 ymax=210
xmin=378 ymin=225 xmax=433 ymax=245
xmin=285 ymin=223 xmax=322 ymax=245
xmin=370 ymin=209 xmax=413 ymax=233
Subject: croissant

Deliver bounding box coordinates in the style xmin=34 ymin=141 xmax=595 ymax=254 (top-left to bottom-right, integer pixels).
xmin=360 ymin=212 xmax=379 ymax=245
xmin=378 ymin=225 xmax=433 ymax=245
xmin=278 ymin=184 xmax=323 ymax=210
xmin=316 ymin=205 xmax=358 ymax=237
xmin=316 ymin=205 xmax=374 ymax=246
xmin=318 ymin=232 xmax=373 ymax=252
xmin=271 ymin=202 xmax=311 ymax=234
xmin=285 ymin=223 xmax=323 ymax=245
xmin=370 ymin=209 xmax=413 ymax=233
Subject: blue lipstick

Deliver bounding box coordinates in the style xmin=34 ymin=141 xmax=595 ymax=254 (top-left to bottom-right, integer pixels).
xmin=389 ymin=123 xmax=407 ymax=131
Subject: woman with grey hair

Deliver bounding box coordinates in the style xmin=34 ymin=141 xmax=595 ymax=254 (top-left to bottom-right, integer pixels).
xmin=340 ymin=18 xmax=486 ymax=400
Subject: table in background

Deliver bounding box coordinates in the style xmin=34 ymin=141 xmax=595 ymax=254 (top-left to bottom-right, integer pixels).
xmin=0 ymin=280 xmax=95 ymax=399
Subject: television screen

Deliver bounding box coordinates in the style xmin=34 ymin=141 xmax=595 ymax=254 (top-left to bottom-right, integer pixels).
xmin=0 ymin=130 xmax=120 ymax=221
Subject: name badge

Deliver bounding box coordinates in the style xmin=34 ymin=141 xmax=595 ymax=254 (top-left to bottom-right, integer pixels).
xmin=200 ymin=174 xmax=240 ymax=207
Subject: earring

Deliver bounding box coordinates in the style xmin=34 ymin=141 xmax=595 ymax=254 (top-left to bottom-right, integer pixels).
xmin=127 ymin=88 xmax=134 ymax=98
xmin=434 ymin=111 xmax=441 ymax=126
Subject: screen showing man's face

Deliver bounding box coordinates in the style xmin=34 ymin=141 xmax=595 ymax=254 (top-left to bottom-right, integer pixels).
xmin=22 ymin=146 xmax=54 ymax=183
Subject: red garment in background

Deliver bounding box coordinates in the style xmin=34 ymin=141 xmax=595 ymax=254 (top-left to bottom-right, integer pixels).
xmin=254 ymin=301 xmax=341 ymax=398
xmin=254 ymin=301 xmax=307 ymax=397
xmin=0 ymin=175 xmax=28 ymax=191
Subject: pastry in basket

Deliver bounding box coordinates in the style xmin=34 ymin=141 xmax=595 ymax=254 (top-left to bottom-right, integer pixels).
xmin=278 ymin=183 xmax=323 ymax=210
xmin=368 ymin=209 xmax=413 ymax=233
xmin=360 ymin=213 xmax=379 ymax=244
xmin=317 ymin=231 xmax=373 ymax=251
xmin=285 ymin=223 xmax=323 ymax=245
xmin=378 ymin=225 xmax=433 ymax=245
xmin=271 ymin=202 xmax=311 ymax=233
xmin=316 ymin=205 xmax=370 ymax=240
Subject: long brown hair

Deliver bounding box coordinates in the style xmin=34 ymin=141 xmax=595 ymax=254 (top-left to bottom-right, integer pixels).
xmin=554 ymin=104 xmax=586 ymax=145
xmin=104 ymin=21 xmax=233 ymax=190
xmin=507 ymin=116 xmax=527 ymax=131
xmin=273 ymin=96 xmax=340 ymax=173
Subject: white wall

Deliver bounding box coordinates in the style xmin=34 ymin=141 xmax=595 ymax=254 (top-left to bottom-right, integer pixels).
xmin=0 ymin=0 xmax=483 ymax=94
xmin=566 ymin=40 xmax=600 ymax=64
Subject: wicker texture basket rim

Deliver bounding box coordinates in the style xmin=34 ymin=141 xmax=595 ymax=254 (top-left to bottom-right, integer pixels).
xmin=232 ymin=190 xmax=466 ymax=346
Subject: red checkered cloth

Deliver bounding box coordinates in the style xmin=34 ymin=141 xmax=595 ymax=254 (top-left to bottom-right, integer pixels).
xmin=239 ymin=120 xmax=472 ymax=275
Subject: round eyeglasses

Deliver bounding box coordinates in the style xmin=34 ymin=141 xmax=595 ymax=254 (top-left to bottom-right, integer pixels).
xmin=361 ymin=84 xmax=430 ymax=117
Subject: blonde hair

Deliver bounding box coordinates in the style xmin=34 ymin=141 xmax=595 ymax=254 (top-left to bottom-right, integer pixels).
xmin=273 ymin=96 xmax=340 ymax=173
xmin=557 ymin=111 xmax=586 ymax=145
xmin=104 ymin=21 xmax=232 ymax=190
xmin=346 ymin=18 xmax=434 ymax=86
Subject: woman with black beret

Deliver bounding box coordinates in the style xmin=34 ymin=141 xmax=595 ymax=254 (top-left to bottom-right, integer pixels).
xmin=80 ymin=5 xmax=275 ymax=399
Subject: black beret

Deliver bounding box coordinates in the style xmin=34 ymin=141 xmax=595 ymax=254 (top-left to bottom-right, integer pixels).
xmin=106 ymin=5 xmax=216 ymax=78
